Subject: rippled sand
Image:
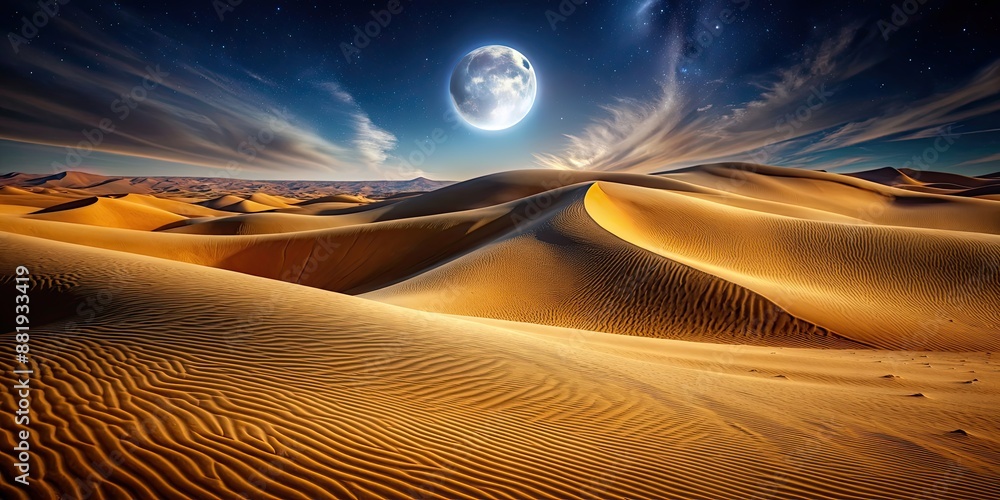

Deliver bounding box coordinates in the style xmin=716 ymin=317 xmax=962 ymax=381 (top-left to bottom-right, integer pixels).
xmin=1 ymin=164 xmax=998 ymax=498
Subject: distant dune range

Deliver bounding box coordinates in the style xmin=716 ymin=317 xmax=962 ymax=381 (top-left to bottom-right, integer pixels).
xmin=0 ymin=170 xmax=453 ymax=199
xmin=2 ymin=164 xmax=1000 ymax=498
xmin=847 ymin=166 xmax=1000 ymax=200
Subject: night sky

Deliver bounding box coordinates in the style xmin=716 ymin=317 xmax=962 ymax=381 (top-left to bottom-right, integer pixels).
xmin=1 ymin=0 xmax=998 ymax=180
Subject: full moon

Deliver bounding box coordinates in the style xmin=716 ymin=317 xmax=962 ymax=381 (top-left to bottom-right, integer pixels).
xmin=450 ymin=45 xmax=537 ymax=131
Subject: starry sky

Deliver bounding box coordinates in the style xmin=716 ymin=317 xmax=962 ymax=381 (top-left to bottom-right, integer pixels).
xmin=1 ymin=0 xmax=998 ymax=180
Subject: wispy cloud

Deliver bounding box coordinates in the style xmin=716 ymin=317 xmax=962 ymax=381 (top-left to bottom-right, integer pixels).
xmin=0 ymin=7 xmax=398 ymax=178
xmin=313 ymin=81 xmax=400 ymax=174
xmin=536 ymin=24 xmax=873 ymax=171
xmin=801 ymin=61 xmax=1000 ymax=153
xmin=954 ymin=152 xmax=1000 ymax=169
xmin=537 ymin=21 xmax=1000 ymax=173
xmin=318 ymin=82 xmax=356 ymax=105
xmin=352 ymin=113 xmax=398 ymax=169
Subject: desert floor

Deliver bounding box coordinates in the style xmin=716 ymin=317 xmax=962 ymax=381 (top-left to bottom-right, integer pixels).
xmin=1 ymin=164 xmax=999 ymax=499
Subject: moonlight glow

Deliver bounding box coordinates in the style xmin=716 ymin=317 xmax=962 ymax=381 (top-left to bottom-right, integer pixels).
xmin=450 ymin=45 xmax=537 ymax=131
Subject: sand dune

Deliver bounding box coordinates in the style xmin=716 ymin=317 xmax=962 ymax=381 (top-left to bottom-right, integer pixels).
xmin=365 ymin=184 xmax=860 ymax=347
xmin=2 ymin=165 xmax=998 ymax=349
xmin=247 ymin=192 xmax=297 ymax=208
xmin=366 ymin=180 xmax=999 ymax=350
xmin=198 ymin=194 xmax=251 ymax=209
xmin=297 ymin=194 xmax=370 ymax=205
xmin=220 ymin=199 xmax=279 ymax=213
xmin=0 ymin=186 xmax=33 ymax=196
xmin=0 ymin=186 xmax=82 ymax=213
xmin=899 ymin=168 xmax=999 ymax=188
xmin=661 ymin=164 xmax=1000 ymax=234
xmin=161 ymin=212 xmax=376 ymax=235
xmin=114 ymin=193 xmax=229 ymax=218
xmin=26 ymin=170 xmax=115 ymax=189
xmin=850 ymin=166 xmax=1000 ymax=201
xmin=2 ymin=233 xmax=999 ymax=499
xmin=81 ymin=178 xmax=156 ymax=195
xmin=25 ymin=197 xmax=186 ymax=231
xmin=847 ymin=166 xmax=925 ymax=186
xmin=0 ymin=198 xmax=528 ymax=295
xmin=198 ymin=195 xmax=276 ymax=213
xmin=36 ymin=187 xmax=87 ymax=197
xmin=583 ymin=181 xmax=1000 ymax=350
xmin=4 ymin=181 xmax=845 ymax=347
xmin=359 ymin=169 xmax=714 ymax=222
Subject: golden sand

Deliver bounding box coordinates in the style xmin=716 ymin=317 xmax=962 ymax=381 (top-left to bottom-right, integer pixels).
xmin=1 ymin=164 xmax=998 ymax=498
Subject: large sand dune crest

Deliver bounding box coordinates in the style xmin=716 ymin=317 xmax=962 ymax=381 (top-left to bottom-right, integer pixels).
xmin=27 ymin=197 xmax=187 ymax=231
xmin=584 ymin=181 xmax=1000 ymax=350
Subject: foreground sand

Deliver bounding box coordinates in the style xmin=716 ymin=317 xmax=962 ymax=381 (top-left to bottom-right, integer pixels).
xmin=1 ymin=234 xmax=999 ymax=499
xmin=1 ymin=164 xmax=999 ymax=498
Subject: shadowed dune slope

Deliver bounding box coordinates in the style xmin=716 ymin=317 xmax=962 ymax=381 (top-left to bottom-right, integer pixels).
xmin=364 ymin=185 xmax=860 ymax=347
xmin=898 ymin=168 xmax=1000 ymax=188
xmin=847 ymin=167 xmax=1000 ymax=200
xmin=2 ymin=233 xmax=999 ymax=499
xmin=584 ymin=182 xmax=1000 ymax=351
xmin=363 ymin=169 xmax=716 ymax=222
xmin=0 ymin=196 xmax=534 ymax=294
xmin=847 ymin=167 xmax=924 ymax=186
xmin=160 ymin=212 xmax=383 ymax=235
